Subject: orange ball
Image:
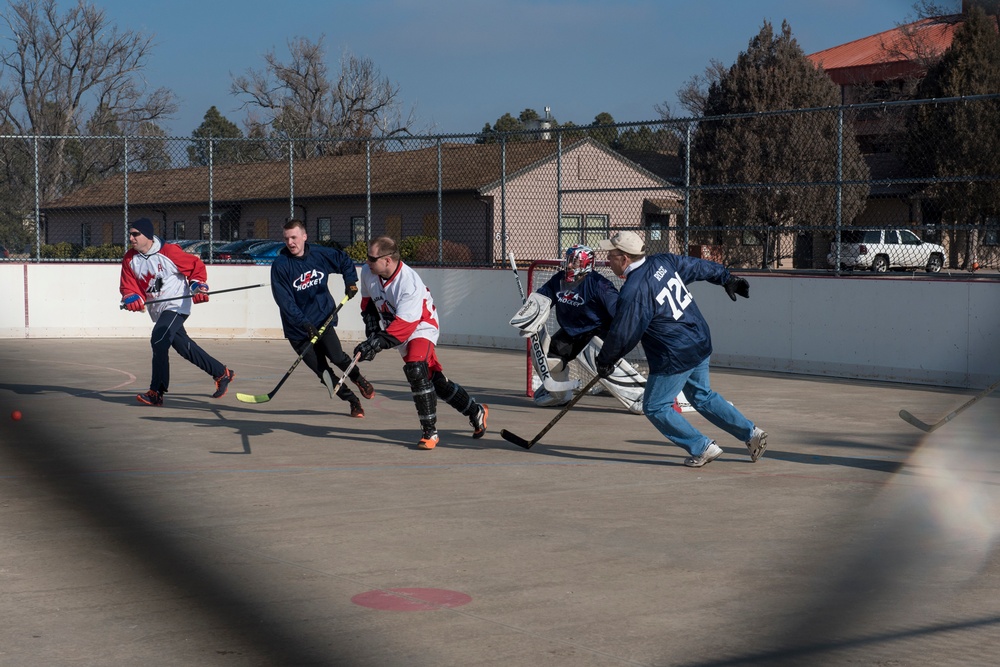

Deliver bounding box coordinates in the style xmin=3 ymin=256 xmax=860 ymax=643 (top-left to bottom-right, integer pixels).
xmin=11 ymin=410 xmax=21 ymax=421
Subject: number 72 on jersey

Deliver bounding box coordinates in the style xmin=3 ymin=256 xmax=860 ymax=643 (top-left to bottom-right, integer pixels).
xmin=655 ymin=272 xmax=693 ymax=319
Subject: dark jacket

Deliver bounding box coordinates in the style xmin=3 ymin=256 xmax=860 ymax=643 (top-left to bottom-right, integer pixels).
xmin=596 ymin=253 xmax=732 ymax=375
xmin=270 ymin=243 xmax=358 ymax=340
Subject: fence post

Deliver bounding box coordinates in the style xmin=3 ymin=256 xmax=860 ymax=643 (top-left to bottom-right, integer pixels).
xmin=365 ymin=140 xmax=372 ymax=243
xmin=32 ymin=136 xmax=40 ymax=260
xmin=834 ymin=107 xmax=844 ymax=276
xmin=684 ymin=121 xmax=692 ymax=255
xmin=437 ymin=138 xmax=443 ymax=265
xmin=288 ymin=139 xmax=295 ymax=223
xmin=123 ymin=136 xmax=130 ymax=246
xmin=500 ymin=135 xmax=507 ymax=264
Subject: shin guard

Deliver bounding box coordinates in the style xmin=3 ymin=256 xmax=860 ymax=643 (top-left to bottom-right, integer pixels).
xmin=431 ymin=370 xmax=478 ymax=417
xmin=403 ymin=361 xmax=437 ymax=433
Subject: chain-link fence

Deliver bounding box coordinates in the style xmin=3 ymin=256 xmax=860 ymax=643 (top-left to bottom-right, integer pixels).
xmin=2 ymin=94 xmax=998 ymax=275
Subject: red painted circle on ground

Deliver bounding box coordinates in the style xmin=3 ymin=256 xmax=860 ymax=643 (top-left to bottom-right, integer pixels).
xmin=351 ymin=588 xmax=472 ymax=611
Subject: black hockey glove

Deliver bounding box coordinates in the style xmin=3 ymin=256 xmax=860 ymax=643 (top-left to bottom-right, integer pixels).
xmin=345 ymin=283 xmax=358 ymax=300
xmin=362 ymin=303 xmax=381 ymax=338
xmin=596 ymin=361 xmax=616 ymax=378
xmin=723 ymin=276 xmax=750 ymax=301
xmin=354 ymin=332 xmax=401 ymax=362
xmin=303 ymin=322 xmax=320 ymax=340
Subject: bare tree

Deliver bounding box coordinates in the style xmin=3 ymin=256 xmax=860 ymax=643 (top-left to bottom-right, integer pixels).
xmin=231 ymin=36 xmax=417 ymax=157
xmin=661 ymin=59 xmax=729 ymax=119
xmin=0 ymin=0 xmax=176 ymax=202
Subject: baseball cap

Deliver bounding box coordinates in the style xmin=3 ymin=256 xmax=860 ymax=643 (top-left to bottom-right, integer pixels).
xmin=598 ymin=230 xmax=645 ymax=255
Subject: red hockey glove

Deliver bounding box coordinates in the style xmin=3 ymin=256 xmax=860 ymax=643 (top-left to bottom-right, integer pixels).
xmin=122 ymin=294 xmax=145 ymax=312
xmin=190 ymin=281 xmax=210 ymax=304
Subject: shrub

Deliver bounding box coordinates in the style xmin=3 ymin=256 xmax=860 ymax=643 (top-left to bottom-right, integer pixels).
xmin=39 ymin=242 xmax=79 ymax=259
xmin=78 ymin=244 xmax=126 ymax=260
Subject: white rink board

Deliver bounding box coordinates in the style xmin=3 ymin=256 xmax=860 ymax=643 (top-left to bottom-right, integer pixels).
xmin=1 ymin=261 xmax=997 ymax=389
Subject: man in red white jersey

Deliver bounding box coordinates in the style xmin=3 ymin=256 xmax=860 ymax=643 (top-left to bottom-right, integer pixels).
xmin=119 ymin=217 xmax=234 ymax=407
xmin=354 ymin=236 xmax=488 ymax=450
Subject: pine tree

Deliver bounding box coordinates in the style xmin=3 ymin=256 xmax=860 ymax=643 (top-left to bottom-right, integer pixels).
xmin=690 ymin=20 xmax=869 ymax=268
xmin=188 ymin=107 xmax=246 ymax=166
xmin=909 ymin=6 xmax=1000 ymax=268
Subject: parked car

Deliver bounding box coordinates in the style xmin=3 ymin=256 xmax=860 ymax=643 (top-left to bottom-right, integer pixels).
xmin=827 ymin=229 xmax=945 ymax=273
xmin=201 ymin=238 xmax=271 ymax=263
xmin=246 ymin=240 xmax=286 ymax=265
xmin=173 ymin=239 xmax=212 ymax=255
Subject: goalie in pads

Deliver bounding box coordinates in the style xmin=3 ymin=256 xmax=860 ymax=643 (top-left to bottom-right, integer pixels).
xmin=509 ymin=245 xmax=647 ymax=414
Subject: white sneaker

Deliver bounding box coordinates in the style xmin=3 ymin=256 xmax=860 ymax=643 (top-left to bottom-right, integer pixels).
xmin=746 ymin=427 xmax=768 ymax=462
xmin=685 ymin=442 xmax=723 ymax=468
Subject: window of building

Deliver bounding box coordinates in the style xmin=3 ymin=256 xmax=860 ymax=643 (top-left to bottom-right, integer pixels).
xmin=81 ymin=223 xmax=92 ymax=246
xmin=559 ymin=214 xmax=609 ymax=255
xmin=985 ymin=216 xmax=999 ymax=246
xmin=173 ymin=221 xmax=186 ymax=240
xmin=351 ymin=216 xmax=366 ymax=244
xmin=317 ymin=217 xmax=331 ymax=242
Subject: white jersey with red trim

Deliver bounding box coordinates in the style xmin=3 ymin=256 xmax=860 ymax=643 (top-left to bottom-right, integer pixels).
xmin=119 ymin=237 xmax=207 ymax=322
xmin=359 ymin=260 xmax=439 ymax=351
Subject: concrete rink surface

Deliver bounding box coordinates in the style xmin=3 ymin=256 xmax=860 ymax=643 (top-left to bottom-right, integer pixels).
xmin=1 ymin=338 xmax=998 ymax=666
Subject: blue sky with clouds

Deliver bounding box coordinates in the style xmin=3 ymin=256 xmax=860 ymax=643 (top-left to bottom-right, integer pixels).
xmin=11 ymin=0 xmax=940 ymax=137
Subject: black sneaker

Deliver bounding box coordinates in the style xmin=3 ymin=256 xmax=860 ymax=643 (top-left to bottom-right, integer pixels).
xmin=137 ymin=389 xmax=163 ymax=406
xmin=470 ymin=404 xmax=489 ymax=439
xmin=212 ymin=368 xmax=235 ymax=398
xmin=353 ymin=374 xmax=375 ymax=400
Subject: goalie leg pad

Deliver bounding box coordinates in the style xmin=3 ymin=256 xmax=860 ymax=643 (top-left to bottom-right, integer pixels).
xmin=579 ymin=336 xmax=646 ymax=413
xmin=403 ymin=361 xmax=437 ymax=432
xmin=509 ymin=292 xmax=552 ymax=337
xmin=431 ymin=371 xmax=478 ymax=417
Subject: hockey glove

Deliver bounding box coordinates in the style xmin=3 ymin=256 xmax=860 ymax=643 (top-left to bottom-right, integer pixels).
xmin=361 ymin=301 xmax=381 ymax=338
xmin=723 ymin=276 xmax=750 ymax=301
xmin=303 ymin=322 xmax=320 ymax=340
xmin=122 ymin=293 xmax=145 ymax=312
xmin=595 ymin=360 xmax=616 ymax=378
xmin=354 ymin=332 xmax=401 ymax=362
xmin=345 ymin=283 xmax=359 ymax=300
xmin=190 ymin=281 xmax=210 ymax=304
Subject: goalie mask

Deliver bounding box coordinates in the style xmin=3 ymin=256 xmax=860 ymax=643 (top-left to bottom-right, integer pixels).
xmin=563 ymin=245 xmax=594 ymax=282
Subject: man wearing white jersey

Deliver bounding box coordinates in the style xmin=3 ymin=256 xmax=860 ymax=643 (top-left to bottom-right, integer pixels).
xmin=354 ymin=236 xmax=488 ymax=450
xmin=119 ymin=217 xmax=234 ymax=407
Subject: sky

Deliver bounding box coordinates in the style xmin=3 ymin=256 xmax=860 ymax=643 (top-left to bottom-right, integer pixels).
xmin=6 ymin=0 xmax=947 ymax=137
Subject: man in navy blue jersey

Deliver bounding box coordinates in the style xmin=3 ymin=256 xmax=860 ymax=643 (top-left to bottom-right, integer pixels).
xmin=593 ymin=231 xmax=767 ymax=468
xmin=271 ymin=219 xmax=374 ymax=418
xmin=509 ymin=244 xmax=646 ymax=413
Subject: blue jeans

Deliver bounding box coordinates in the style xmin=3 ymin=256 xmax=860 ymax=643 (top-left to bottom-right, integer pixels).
xmin=643 ymin=356 xmax=754 ymax=456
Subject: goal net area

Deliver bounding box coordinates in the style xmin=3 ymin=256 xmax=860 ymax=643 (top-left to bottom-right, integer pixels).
xmin=524 ymin=259 xmax=650 ymax=398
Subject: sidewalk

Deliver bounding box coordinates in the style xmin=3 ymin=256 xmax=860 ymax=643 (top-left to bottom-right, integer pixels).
xmin=1 ymin=339 xmax=998 ymax=666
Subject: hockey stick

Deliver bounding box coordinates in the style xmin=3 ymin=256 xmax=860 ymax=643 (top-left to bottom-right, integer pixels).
xmin=235 ymin=295 xmax=350 ymax=404
xmin=501 ymin=375 xmax=602 ymax=450
xmin=121 ymin=283 xmax=267 ymax=309
xmin=508 ymin=252 xmax=579 ymax=394
xmin=899 ymin=378 xmax=1000 ymax=432
xmin=327 ymin=352 xmax=362 ymax=398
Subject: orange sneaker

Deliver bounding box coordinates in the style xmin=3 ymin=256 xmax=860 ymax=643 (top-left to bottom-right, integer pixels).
xmin=417 ymin=430 xmax=439 ymax=450
xmin=212 ymin=367 xmax=235 ymax=398
xmin=137 ymin=389 xmax=163 ymax=406
xmin=349 ymin=399 xmax=365 ymax=418
xmin=470 ymin=404 xmax=488 ymax=439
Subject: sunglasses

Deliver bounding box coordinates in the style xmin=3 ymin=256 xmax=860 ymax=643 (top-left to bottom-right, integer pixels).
xmin=366 ymin=253 xmax=392 ymax=263
xmin=129 ymin=231 xmax=142 ymax=237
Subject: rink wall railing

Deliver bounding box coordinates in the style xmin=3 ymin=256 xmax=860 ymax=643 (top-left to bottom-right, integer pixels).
xmin=0 ymin=263 xmax=996 ymax=390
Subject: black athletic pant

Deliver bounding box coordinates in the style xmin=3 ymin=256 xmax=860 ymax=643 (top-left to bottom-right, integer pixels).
xmin=548 ymin=325 xmax=608 ymax=365
xmin=149 ymin=310 xmax=227 ymax=394
xmin=289 ymin=327 xmax=359 ymax=400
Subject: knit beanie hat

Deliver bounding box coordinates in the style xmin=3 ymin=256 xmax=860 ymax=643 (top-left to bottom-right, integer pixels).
xmin=130 ymin=217 xmax=155 ymax=240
